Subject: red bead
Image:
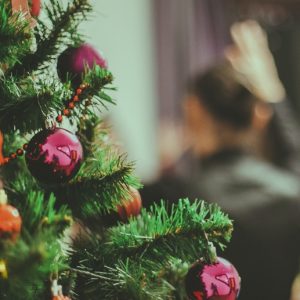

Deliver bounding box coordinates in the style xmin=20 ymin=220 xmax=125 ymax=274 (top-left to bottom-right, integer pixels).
xmin=16 ymin=149 xmax=24 ymax=156
xmin=56 ymin=115 xmax=63 ymax=123
xmin=76 ymin=88 xmax=82 ymax=95
xmin=23 ymin=144 xmax=28 ymax=150
xmin=73 ymin=95 xmax=79 ymax=102
xmin=68 ymin=102 xmax=75 ymax=109
xmin=9 ymin=153 xmax=17 ymax=160
xmin=63 ymin=109 xmax=70 ymax=116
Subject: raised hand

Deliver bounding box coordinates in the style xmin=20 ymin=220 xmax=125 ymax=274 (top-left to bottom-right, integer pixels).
xmin=226 ymin=20 xmax=286 ymax=103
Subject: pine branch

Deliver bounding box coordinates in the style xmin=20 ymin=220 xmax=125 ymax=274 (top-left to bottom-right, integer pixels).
xmin=0 ymin=230 xmax=67 ymax=300
xmin=18 ymin=191 xmax=71 ymax=235
xmin=65 ymin=66 xmax=115 ymax=126
xmin=0 ymin=66 xmax=113 ymax=134
xmin=0 ymin=76 xmax=70 ymax=134
xmin=54 ymin=148 xmax=141 ymax=221
xmin=10 ymin=0 xmax=92 ymax=75
xmin=72 ymin=200 xmax=232 ymax=299
xmin=105 ymin=199 xmax=233 ymax=261
xmin=74 ymin=259 xmax=173 ymax=300
xmin=0 ymin=3 xmax=32 ymax=68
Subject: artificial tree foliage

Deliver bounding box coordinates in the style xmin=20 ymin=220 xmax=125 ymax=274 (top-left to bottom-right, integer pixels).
xmin=0 ymin=1 xmax=235 ymax=299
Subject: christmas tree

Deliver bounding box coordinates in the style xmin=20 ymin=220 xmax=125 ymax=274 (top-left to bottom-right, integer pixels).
xmin=0 ymin=1 xmax=240 ymax=299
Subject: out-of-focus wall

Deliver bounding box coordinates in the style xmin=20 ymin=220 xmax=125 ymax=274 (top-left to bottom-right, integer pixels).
xmin=80 ymin=0 xmax=159 ymax=181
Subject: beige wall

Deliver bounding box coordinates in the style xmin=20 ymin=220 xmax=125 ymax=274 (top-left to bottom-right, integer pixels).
xmin=80 ymin=0 xmax=159 ymax=181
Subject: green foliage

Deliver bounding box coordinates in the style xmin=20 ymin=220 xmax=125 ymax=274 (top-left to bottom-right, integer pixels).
xmin=18 ymin=191 xmax=71 ymax=235
xmin=11 ymin=0 xmax=92 ymax=75
xmin=0 ymin=3 xmax=32 ymax=68
xmin=0 ymin=230 xmax=67 ymax=300
xmin=72 ymin=200 xmax=233 ymax=299
xmin=105 ymin=199 xmax=232 ymax=260
xmin=0 ymin=1 xmax=235 ymax=299
xmin=54 ymin=141 xmax=141 ymax=221
xmin=0 ymin=76 xmax=69 ymax=134
xmin=0 ymin=66 xmax=113 ymax=134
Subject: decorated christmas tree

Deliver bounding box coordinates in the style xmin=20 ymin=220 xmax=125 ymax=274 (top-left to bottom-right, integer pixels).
xmin=0 ymin=1 xmax=240 ymax=299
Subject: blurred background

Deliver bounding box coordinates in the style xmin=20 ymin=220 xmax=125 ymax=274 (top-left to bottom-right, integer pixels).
xmin=80 ymin=0 xmax=300 ymax=182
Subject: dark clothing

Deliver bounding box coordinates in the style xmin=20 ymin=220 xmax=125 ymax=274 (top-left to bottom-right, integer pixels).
xmin=142 ymin=150 xmax=300 ymax=300
xmin=269 ymin=100 xmax=300 ymax=176
xmin=191 ymin=149 xmax=300 ymax=300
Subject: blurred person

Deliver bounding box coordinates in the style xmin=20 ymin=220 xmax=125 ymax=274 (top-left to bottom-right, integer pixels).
xmin=142 ymin=20 xmax=300 ymax=300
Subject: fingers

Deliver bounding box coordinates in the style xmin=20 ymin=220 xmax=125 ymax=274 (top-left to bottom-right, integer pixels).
xmin=224 ymin=45 xmax=243 ymax=71
xmin=230 ymin=19 xmax=269 ymax=54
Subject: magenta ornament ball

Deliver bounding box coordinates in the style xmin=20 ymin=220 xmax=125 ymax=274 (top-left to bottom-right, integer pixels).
xmin=185 ymin=257 xmax=241 ymax=300
xmin=25 ymin=128 xmax=83 ymax=184
xmin=57 ymin=43 xmax=107 ymax=86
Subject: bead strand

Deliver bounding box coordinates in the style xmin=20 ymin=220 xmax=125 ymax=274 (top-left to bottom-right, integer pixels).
xmin=56 ymin=83 xmax=92 ymax=124
xmin=2 ymin=143 xmax=28 ymax=165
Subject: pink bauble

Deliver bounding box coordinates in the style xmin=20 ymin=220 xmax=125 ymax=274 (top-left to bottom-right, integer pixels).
xmin=57 ymin=43 xmax=107 ymax=86
xmin=25 ymin=128 xmax=83 ymax=184
xmin=185 ymin=257 xmax=241 ymax=300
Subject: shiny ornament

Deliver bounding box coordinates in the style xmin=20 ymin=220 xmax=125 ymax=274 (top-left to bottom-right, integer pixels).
xmin=25 ymin=128 xmax=83 ymax=184
xmin=117 ymin=187 xmax=142 ymax=221
xmin=185 ymin=257 xmax=240 ymax=300
xmin=0 ymin=190 xmax=21 ymax=241
xmin=57 ymin=43 xmax=107 ymax=86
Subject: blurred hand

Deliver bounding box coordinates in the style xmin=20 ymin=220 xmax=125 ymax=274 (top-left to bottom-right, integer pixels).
xmin=226 ymin=20 xmax=286 ymax=103
xmin=290 ymin=275 xmax=300 ymax=300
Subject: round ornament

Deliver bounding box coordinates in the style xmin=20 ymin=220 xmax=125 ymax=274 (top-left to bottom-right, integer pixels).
xmin=185 ymin=257 xmax=240 ymax=300
xmin=25 ymin=128 xmax=83 ymax=184
xmin=117 ymin=187 xmax=142 ymax=221
xmin=0 ymin=192 xmax=22 ymax=241
xmin=57 ymin=43 xmax=107 ymax=86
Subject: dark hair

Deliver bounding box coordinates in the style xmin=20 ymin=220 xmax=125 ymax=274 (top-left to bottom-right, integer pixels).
xmin=187 ymin=62 xmax=257 ymax=129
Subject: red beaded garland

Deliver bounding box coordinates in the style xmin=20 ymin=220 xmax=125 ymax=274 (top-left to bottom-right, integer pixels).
xmin=68 ymin=102 xmax=75 ymax=109
xmin=63 ymin=109 xmax=70 ymax=116
xmin=56 ymin=115 xmax=63 ymax=123
xmin=16 ymin=149 xmax=24 ymax=156
xmin=9 ymin=153 xmax=17 ymax=160
xmin=54 ymin=82 xmax=90 ymax=124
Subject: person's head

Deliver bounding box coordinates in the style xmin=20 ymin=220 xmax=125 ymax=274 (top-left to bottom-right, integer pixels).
xmin=183 ymin=61 xmax=273 ymax=158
